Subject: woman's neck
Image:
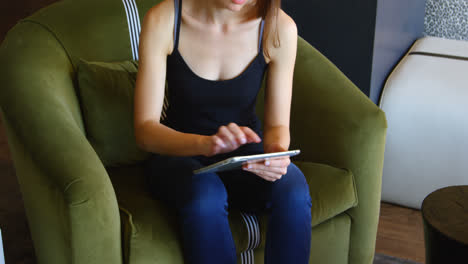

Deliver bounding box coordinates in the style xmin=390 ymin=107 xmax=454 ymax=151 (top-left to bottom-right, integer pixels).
xmin=183 ymin=0 xmax=258 ymax=26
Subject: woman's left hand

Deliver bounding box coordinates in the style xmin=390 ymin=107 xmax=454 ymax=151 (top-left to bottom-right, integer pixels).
xmin=242 ymin=143 xmax=291 ymax=182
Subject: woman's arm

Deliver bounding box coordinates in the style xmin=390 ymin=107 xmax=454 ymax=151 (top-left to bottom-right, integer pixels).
xmin=262 ymin=10 xmax=298 ymax=153
xmin=134 ymin=1 xmax=260 ymax=157
xmin=243 ymin=10 xmax=298 ymax=181
xmin=134 ymin=1 xmax=206 ymax=157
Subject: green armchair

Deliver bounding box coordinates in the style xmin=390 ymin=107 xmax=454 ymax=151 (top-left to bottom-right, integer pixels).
xmin=0 ymin=0 xmax=387 ymax=263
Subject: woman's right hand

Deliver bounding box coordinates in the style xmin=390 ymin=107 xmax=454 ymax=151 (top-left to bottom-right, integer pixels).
xmin=202 ymin=122 xmax=262 ymax=157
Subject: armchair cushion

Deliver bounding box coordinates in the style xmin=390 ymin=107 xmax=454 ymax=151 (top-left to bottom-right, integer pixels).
xmin=107 ymin=160 xmax=357 ymax=263
xmin=76 ymin=58 xmax=150 ymax=166
xmin=296 ymin=161 xmax=358 ymax=224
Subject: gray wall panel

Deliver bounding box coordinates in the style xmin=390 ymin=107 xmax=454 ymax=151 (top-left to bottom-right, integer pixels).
xmin=371 ymin=0 xmax=426 ymax=104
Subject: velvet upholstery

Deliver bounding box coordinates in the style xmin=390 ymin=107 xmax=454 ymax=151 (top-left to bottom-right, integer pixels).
xmin=0 ymin=0 xmax=387 ymax=263
xmin=76 ymin=58 xmax=150 ymax=166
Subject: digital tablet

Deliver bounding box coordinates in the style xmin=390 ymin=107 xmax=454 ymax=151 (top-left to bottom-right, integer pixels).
xmin=193 ymin=149 xmax=300 ymax=175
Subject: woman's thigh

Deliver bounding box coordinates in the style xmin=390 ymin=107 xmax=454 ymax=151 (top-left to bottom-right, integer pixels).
xmin=217 ymin=168 xmax=273 ymax=213
xmin=269 ymin=162 xmax=311 ymax=208
xmin=144 ymin=154 xmax=310 ymax=213
xmin=218 ymin=162 xmax=311 ymax=212
xmin=144 ymin=153 xmax=268 ymax=212
xmin=144 ymin=153 xmax=228 ymax=209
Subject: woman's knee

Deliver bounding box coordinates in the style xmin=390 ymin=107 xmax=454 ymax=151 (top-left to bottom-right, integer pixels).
xmin=179 ymin=173 xmax=229 ymax=217
xmin=144 ymin=154 xmax=206 ymax=204
xmin=271 ymin=163 xmax=312 ymax=209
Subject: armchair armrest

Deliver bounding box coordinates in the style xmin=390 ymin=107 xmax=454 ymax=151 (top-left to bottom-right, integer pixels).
xmin=0 ymin=21 xmax=122 ymax=264
xmin=294 ymin=37 xmax=387 ymax=264
xmin=258 ymin=37 xmax=387 ymax=264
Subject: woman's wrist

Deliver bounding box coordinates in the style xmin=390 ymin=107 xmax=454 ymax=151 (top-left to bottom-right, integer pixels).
xmin=264 ymin=142 xmax=288 ymax=153
xmin=195 ymin=134 xmax=210 ymax=157
xmin=262 ymin=126 xmax=290 ymax=153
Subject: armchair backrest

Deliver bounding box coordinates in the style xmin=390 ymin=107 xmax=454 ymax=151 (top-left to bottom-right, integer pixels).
xmin=26 ymin=0 xmax=156 ymax=63
xmin=0 ymin=0 xmax=176 ymax=166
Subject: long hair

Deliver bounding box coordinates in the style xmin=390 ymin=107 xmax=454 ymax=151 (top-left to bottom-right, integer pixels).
xmin=255 ymin=0 xmax=281 ymax=60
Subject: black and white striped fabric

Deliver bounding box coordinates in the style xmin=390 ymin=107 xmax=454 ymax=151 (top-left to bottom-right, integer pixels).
xmin=121 ymin=0 xmax=141 ymax=61
xmin=240 ymin=212 xmax=261 ymax=264
xmin=121 ymin=1 xmax=261 ymax=262
xmin=121 ymin=0 xmax=168 ymax=121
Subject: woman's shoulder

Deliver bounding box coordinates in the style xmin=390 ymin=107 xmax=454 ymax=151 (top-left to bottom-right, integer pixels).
xmin=277 ymin=8 xmax=297 ymax=36
xmin=141 ymin=0 xmax=177 ymax=56
xmin=145 ymin=0 xmax=176 ymax=31
xmin=263 ymin=8 xmax=298 ymax=64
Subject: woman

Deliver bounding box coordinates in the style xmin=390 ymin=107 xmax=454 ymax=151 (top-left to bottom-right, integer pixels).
xmin=133 ymin=0 xmax=312 ymax=263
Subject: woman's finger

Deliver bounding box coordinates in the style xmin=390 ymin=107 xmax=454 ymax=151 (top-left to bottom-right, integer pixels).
xmin=227 ymin=123 xmax=247 ymax=145
xmin=249 ymin=168 xmax=283 ymax=180
xmin=244 ymin=163 xmax=287 ymax=176
xmin=261 ymin=174 xmax=278 ymax=182
xmin=262 ymin=157 xmax=290 ymax=168
xmin=246 ymin=157 xmax=290 ymax=168
xmin=213 ymin=135 xmax=227 ymax=149
xmin=240 ymin=126 xmax=261 ymax=143
xmin=218 ymin=125 xmax=237 ymax=149
xmin=243 ymin=166 xmax=279 ymax=181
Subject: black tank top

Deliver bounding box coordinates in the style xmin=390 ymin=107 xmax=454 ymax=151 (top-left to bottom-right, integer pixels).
xmin=163 ymin=0 xmax=268 ymax=163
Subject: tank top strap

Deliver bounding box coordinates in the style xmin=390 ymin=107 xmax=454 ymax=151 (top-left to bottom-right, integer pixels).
xmin=258 ymin=19 xmax=265 ymax=53
xmin=173 ymin=0 xmax=182 ymax=51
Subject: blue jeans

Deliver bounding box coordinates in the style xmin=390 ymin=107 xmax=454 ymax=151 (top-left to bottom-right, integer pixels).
xmin=144 ymin=153 xmax=312 ymax=264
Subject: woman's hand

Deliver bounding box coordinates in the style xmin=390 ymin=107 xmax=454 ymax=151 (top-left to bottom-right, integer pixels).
xmin=242 ymin=143 xmax=291 ymax=182
xmin=202 ymin=122 xmax=262 ymax=157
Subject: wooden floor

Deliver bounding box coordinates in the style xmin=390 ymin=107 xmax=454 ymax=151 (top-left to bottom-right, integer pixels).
xmin=0 ymin=117 xmax=426 ymax=263
xmin=376 ymin=202 xmax=425 ymax=263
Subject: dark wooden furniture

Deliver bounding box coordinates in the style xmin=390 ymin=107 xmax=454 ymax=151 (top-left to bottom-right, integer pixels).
xmin=421 ymin=185 xmax=468 ymax=264
xmin=0 ymin=228 xmax=4 ymax=263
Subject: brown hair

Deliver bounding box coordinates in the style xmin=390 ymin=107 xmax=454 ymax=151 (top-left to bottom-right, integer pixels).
xmin=255 ymin=0 xmax=281 ymax=60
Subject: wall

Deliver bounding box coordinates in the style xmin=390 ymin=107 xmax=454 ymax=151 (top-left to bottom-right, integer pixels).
xmin=282 ymin=0 xmax=426 ymax=104
xmin=370 ymin=0 xmax=426 ymax=104
xmin=282 ymin=0 xmax=378 ymax=97
xmin=1 ymin=0 xmax=60 ymax=42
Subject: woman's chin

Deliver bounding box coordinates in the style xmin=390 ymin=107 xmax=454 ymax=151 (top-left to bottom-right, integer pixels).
xmin=226 ymin=0 xmax=248 ymax=11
